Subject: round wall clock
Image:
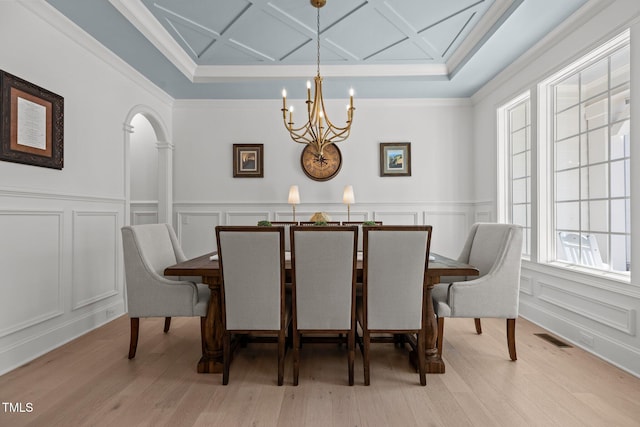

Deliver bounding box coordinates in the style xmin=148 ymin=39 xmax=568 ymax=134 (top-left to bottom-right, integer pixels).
xmin=300 ymin=144 xmax=342 ymax=181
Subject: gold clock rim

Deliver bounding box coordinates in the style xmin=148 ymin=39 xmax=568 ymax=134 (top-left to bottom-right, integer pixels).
xmin=300 ymin=144 xmax=342 ymax=182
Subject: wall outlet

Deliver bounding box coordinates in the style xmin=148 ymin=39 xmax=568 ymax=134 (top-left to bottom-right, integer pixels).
xmin=106 ymin=308 xmax=116 ymax=319
xmin=579 ymin=331 xmax=594 ymax=347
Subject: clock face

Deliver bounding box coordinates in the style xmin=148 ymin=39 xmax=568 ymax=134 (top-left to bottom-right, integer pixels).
xmin=300 ymin=144 xmax=342 ymax=181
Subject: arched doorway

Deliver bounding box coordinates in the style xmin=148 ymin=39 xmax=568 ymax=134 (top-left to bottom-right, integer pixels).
xmin=123 ymin=105 xmax=173 ymax=226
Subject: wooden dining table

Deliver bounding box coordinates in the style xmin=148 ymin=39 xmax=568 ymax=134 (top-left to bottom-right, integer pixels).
xmin=164 ymin=252 xmax=478 ymax=374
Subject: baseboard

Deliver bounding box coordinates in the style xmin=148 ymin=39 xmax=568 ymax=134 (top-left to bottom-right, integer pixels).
xmin=0 ymin=302 xmax=125 ymax=376
xmin=519 ymin=300 xmax=640 ymax=378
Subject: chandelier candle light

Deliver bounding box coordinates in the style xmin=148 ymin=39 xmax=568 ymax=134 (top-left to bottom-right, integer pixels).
xmin=281 ymin=0 xmax=355 ymax=159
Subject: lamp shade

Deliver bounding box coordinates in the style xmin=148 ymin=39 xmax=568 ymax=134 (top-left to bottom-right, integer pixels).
xmin=343 ymin=185 xmax=355 ymax=204
xmin=288 ymin=185 xmax=300 ymax=204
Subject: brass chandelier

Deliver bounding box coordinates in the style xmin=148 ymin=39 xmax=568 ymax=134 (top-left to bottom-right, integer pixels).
xmin=281 ymin=0 xmax=355 ymax=157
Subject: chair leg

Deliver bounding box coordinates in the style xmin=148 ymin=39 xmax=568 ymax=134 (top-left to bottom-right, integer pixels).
xmin=348 ymin=330 xmax=355 ymax=386
xmin=437 ymin=317 xmax=445 ymax=358
xmin=363 ymin=330 xmax=371 ymax=386
xmin=293 ymin=330 xmax=300 ymax=386
xmin=128 ymin=318 xmax=139 ymax=359
xmin=474 ymin=318 xmax=482 ymax=334
xmin=222 ymin=332 xmax=231 ymax=385
xmin=417 ymin=329 xmax=427 ymax=386
xmin=200 ymin=317 xmax=206 ymax=356
xmin=507 ymin=318 xmax=517 ymax=361
xmin=277 ymin=330 xmax=285 ymax=386
xmin=164 ymin=317 xmax=171 ymax=333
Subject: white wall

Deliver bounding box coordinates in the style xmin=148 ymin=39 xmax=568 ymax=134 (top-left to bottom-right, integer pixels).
xmin=472 ymin=0 xmax=640 ymax=376
xmin=0 ymin=2 xmax=172 ymax=375
xmin=171 ymin=99 xmax=481 ymax=258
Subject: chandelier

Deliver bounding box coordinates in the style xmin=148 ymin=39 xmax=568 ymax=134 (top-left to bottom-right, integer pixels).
xmin=281 ymin=0 xmax=355 ymax=157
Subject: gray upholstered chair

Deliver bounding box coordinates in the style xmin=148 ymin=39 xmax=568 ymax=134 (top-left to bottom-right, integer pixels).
xmin=357 ymin=225 xmax=432 ymax=386
xmin=432 ymin=223 xmax=523 ymax=361
xmin=215 ymin=226 xmax=290 ymax=385
xmin=290 ymin=225 xmax=358 ymax=385
xmin=121 ymin=224 xmax=210 ymax=359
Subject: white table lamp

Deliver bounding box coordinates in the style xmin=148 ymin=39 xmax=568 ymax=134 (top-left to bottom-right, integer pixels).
xmin=343 ymin=185 xmax=355 ymax=222
xmin=288 ymin=185 xmax=300 ymax=221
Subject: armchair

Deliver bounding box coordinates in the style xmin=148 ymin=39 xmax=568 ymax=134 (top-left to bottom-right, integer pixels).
xmin=431 ymin=223 xmax=523 ymax=360
xmin=121 ymin=224 xmax=210 ymax=359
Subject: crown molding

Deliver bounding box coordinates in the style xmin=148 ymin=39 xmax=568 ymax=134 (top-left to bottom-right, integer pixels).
xmin=172 ymin=97 xmax=472 ymax=109
xmin=109 ymin=0 xmax=197 ymax=81
xmin=470 ymin=0 xmax=617 ymax=104
xmin=21 ymin=0 xmax=174 ymax=106
xmin=446 ymin=0 xmax=522 ymax=75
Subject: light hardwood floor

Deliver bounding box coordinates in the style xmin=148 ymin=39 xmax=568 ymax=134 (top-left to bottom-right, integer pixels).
xmin=1 ymin=315 xmax=639 ymax=427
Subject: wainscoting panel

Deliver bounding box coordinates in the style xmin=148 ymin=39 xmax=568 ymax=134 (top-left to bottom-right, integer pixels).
xmin=177 ymin=211 xmax=222 ymax=259
xmin=538 ymin=281 xmax=636 ymax=335
xmin=373 ymin=211 xmax=420 ymax=225
xmin=0 ymin=211 xmax=64 ymax=337
xmin=72 ymin=211 xmax=120 ymax=310
xmin=174 ymin=201 xmax=480 ymax=258
xmin=130 ymin=201 xmax=158 ymax=225
xmin=226 ymin=211 xmax=270 ymax=225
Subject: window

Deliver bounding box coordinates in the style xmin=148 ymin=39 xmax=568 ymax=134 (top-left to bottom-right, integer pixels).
xmin=498 ymin=93 xmax=531 ymax=257
xmin=544 ymin=31 xmax=630 ymax=274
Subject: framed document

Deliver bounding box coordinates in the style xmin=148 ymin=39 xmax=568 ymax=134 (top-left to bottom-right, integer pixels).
xmin=0 ymin=71 xmax=64 ymax=169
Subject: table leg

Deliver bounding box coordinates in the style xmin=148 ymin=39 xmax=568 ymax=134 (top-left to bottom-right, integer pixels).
xmin=424 ymin=276 xmax=445 ymax=373
xmin=197 ymin=277 xmax=224 ymax=373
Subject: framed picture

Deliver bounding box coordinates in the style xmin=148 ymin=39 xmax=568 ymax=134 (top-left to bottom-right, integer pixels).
xmin=0 ymin=70 xmax=64 ymax=169
xmin=380 ymin=142 xmax=411 ymax=176
xmin=233 ymin=143 xmax=263 ymax=177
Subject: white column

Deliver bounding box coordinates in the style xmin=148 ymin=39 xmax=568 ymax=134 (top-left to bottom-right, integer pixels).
xmin=123 ymin=122 xmax=134 ymax=226
xmin=156 ymin=141 xmax=174 ymax=226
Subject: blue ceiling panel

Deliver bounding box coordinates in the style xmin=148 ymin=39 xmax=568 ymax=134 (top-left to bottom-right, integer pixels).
xmin=421 ymin=10 xmax=477 ymax=58
xmin=142 ymin=0 xmax=251 ymax=37
xmin=44 ymin=0 xmax=590 ymax=99
xmin=367 ymin=39 xmax=433 ymax=63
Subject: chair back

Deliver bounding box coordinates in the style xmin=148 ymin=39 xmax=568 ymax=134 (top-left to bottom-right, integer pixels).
xmin=271 ymin=221 xmax=298 ymax=252
xmin=122 ymin=223 xmax=181 ymax=278
xmin=291 ymin=226 xmax=357 ymax=330
xmin=460 ymin=223 xmax=522 ymax=278
xmin=122 ymin=223 xmax=207 ymax=317
xmin=343 ymin=221 xmax=382 ymax=251
xmin=363 ymin=226 xmax=431 ymax=330
xmin=216 ymin=226 xmax=285 ymax=331
xmin=450 ymin=223 xmax=523 ymax=318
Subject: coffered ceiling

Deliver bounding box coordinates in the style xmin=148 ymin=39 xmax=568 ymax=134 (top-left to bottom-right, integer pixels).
xmin=46 ymin=0 xmax=590 ymax=99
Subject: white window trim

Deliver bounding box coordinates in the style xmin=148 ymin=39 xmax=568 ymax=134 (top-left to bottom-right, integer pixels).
xmin=537 ymin=29 xmax=631 ymax=282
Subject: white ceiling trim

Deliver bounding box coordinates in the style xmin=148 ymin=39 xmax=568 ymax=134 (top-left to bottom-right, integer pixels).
xmin=192 ymin=63 xmax=448 ymax=82
xmin=445 ymin=0 xmax=517 ymax=73
xmin=109 ymin=0 xmax=198 ymax=80
xmin=108 ymin=0 xmax=504 ymax=83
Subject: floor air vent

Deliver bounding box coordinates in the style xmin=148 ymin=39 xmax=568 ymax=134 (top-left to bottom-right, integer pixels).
xmin=534 ymin=333 xmax=572 ymax=348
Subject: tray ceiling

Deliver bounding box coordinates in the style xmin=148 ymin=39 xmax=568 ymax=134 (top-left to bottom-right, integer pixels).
xmin=45 ymin=0 xmax=590 ymax=98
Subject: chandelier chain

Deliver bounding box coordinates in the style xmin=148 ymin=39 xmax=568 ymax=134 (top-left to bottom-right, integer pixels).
xmin=316 ymin=7 xmax=320 ymax=77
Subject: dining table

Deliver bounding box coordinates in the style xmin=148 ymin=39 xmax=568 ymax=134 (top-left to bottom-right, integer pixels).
xmin=164 ymin=251 xmax=479 ymax=374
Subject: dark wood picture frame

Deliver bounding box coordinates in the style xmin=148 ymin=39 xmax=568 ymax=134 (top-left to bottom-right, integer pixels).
xmin=0 ymin=70 xmax=64 ymax=169
xmin=233 ymin=143 xmax=263 ymax=177
xmin=380 ymin=142 xmax=411 ymax=176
